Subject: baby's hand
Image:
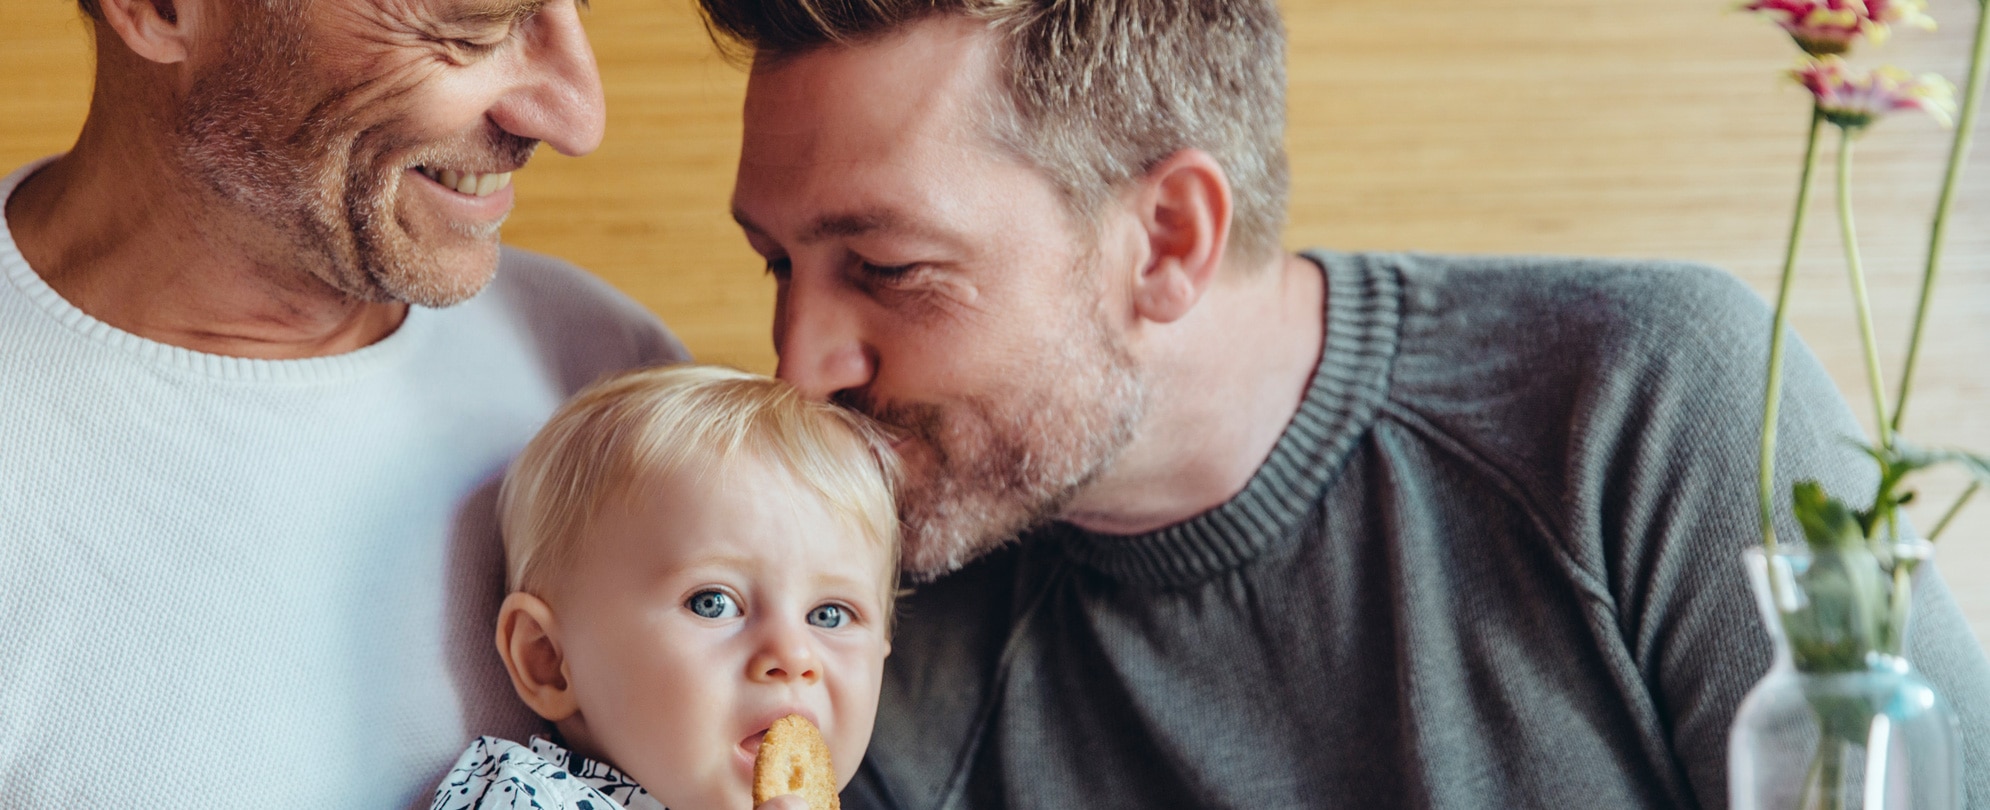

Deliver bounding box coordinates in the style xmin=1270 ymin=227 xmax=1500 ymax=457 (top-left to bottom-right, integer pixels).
xmin=753 ymin=796 xmax=809 ymax=810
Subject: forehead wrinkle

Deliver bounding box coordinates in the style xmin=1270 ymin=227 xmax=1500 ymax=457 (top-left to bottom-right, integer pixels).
xmin=735 ymin=22 xmax=1002 ymax=233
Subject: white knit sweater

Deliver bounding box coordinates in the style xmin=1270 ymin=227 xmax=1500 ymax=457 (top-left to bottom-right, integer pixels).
xmin=0 ymin=160 xmax=688 ymax=808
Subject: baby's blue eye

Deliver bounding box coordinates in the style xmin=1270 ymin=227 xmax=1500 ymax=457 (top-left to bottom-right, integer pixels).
xmin=687 ymin=590 xmax=739 ymax=619
xmin=807 ymin=604 xmax=847 ymax=629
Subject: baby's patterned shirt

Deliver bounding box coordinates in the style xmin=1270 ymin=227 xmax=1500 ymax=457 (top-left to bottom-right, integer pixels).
xmin=430 ymin=736 xmax=666 ymax=810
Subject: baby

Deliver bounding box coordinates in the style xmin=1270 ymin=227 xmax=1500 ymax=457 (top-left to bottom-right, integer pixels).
xmin=431 ymin=365 xmax=899 ymax=810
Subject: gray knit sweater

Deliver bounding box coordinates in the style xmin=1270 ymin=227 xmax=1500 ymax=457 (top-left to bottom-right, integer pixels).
xmin=845 ymin=251 xmax=1990 ymax=809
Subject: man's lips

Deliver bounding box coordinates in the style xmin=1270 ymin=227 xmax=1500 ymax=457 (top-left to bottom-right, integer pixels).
xmin=412 ymin=165 xmax=515 ymax=198
xmin=402 ymin=166 xmax=518 ymax=225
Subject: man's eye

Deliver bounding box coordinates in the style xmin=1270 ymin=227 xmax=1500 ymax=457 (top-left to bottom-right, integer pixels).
xmin=806 ymin=604 xmax=847 ymax=629
xmin=431 ymin=27 xmax=508 ymax=61
xmin=687 ymin=590 xmax=739 ymax=619
xmin=862 ymin=262 xmax=918 ymax=281
xmin=451 ymin=38 xmax=503 ymax=56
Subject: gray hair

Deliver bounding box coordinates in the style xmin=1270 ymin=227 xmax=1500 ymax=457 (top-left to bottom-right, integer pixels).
xmin=698 ymin=0 xmax=1291 ymax=267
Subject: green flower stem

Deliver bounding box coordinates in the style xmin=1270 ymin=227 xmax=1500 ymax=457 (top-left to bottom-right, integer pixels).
xmin=1820 ymin=737 xmax=1849 ymax=810
xmin=1888 ymin=564 xmax=1913 ymax=655
xmin=1833 ymin=127 xmax=1894 ymax=452
xmin=1893 ymin=0 xmax=1990 ymax=434
xmin=1762 ymin=109 xmax=1827 ymax=555
xmin=1929 ymin=481 xmax=1981 ymax=542
xmin=1798 ymin=748 xmax=1825 ymax=810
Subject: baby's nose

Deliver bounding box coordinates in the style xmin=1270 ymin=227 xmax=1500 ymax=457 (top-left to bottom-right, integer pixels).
xmin=759 ymin=661 xmax=820 ymax=683
xmin=748 ymin=631 xmax=822 ymax=684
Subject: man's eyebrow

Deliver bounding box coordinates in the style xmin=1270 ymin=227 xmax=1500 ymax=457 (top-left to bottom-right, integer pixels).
xmin=446 ymin=0 xmax=556 ymax=26
xmin=810 ymin=212 xmax=896 ymax=241
xmin=731 ymin=207 xmax=958 ymax=248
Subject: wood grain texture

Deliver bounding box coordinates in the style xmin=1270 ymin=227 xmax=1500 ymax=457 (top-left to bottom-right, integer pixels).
xmin=4 ymin=0 xmax=1986 ymax=643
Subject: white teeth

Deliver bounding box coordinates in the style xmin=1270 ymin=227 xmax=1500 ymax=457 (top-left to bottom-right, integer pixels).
xmin=419 ymin=167 xmax=514 ymax=198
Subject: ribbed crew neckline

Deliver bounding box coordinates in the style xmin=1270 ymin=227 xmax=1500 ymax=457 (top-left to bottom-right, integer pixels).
xmin=0 ymin=158 xmax=430 ymax=383
xmin=1058 ymin=251 xmax=1403 ymax=588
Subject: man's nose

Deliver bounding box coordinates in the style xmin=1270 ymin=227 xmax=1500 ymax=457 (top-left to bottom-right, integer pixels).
xmin=747 ymin=620 xmax=822 ymax=685
xmin=487 ymin=0 xmax=606 ymax=156
xmin=772 ymin=275 xmax=875 ymax=402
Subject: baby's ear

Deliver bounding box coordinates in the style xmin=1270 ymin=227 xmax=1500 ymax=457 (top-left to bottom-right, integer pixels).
xmin=496 ymin=592 xmax=580 ymax=722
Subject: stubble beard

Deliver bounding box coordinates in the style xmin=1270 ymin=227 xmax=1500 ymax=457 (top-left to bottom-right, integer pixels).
xmin=860 ymin=292 xmax=1148 ymax=581
xmin=172 ymin=6 xmax=529 ymax=309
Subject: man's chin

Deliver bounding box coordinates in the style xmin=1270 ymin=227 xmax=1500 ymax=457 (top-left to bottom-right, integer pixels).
xmin=897 ymin=477 xmax=1049 ymax=581
xmin=360 ymin=230 xmax=503 ymax=308
xmin=367 ymin=182 xmax=509 ymax=306
xmin=385 ymin=260 xmax=498 ymax=308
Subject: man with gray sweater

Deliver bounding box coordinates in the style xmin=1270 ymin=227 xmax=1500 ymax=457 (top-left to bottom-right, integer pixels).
xmin=0 ymin=0 xmax=684 ymax=806
xmin=698 ymin=0 xmax=1990 ymax=806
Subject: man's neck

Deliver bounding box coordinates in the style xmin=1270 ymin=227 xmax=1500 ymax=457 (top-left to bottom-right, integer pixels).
xmin=1059 ymin=252 xmax=1327 ymax=536
xmin=6 ymin=124 xmax=407 ymax=360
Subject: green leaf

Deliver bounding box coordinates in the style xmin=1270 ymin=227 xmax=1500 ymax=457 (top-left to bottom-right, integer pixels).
xmin=1883 ymin=440 xmax=1990 ymax=487
xmin=1875 ymin=449 xmax=1916 ymax=494
xmin=1783 ymin=547 xmax=1890 ymax=672
xmin=1855 ymin=440 xmax=1990 ymax=540
xmin=1793 ymin=480 xmax=1865 ymax=551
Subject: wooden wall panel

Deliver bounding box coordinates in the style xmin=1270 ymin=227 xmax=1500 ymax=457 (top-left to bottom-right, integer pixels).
xmin=4 ymin=0 xmax=1986 ymax=643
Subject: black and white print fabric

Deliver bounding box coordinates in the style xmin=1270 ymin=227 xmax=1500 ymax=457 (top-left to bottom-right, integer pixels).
xmin=430 ymin=736 xmax=667 ymax=810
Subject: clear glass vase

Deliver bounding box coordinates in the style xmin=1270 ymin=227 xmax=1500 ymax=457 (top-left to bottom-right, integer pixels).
xmin=1729 ymin=547 xmax=1962 ymax=810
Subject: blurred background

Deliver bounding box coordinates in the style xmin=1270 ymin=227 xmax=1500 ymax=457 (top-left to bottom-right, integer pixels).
xmin=3 ymin=0 xmax=1985 ymax=644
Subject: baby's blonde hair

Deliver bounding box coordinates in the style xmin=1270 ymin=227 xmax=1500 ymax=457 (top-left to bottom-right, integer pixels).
xmin=497 ymin=364 xmax=901 ymax=599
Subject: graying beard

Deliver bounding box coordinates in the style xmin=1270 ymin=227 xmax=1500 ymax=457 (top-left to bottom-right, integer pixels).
xmin=897 ymin=308 xmax=1147 ymax=580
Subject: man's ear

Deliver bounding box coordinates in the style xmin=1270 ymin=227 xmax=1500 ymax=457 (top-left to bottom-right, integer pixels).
xmin=1128 ymin=149 xmax=1233 ymax=325
xmin=94 ymin=0 xmax=199 ymax=65
xmin=496 ymin=592 xmax=581 ymax=722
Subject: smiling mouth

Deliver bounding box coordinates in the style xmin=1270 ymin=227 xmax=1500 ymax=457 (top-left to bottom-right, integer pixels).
xmin=415 ymin=166 xmax=514 ymax=197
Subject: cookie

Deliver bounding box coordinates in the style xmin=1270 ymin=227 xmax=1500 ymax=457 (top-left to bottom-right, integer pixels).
xmin=752 ymin=714 xmax=839 ymax=810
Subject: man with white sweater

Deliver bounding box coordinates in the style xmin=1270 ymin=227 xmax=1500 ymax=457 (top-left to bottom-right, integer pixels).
xmin=0 ymin=0 xmax=684 ymax=806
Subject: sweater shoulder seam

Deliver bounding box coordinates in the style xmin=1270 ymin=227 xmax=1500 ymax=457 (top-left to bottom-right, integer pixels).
xmin=1376 ymin=397 xmax=1617 ymax=613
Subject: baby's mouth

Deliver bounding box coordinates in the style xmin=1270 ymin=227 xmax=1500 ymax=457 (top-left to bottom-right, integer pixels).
xmin=741 ymin=729 xmax=769 ymax=758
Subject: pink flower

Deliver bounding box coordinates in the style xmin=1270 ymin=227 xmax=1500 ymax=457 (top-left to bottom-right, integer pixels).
xmin=1793 ymin=56 xmax=1958 ymax=129
xmin=1743 ymin=0 xmax=1936 ymax=55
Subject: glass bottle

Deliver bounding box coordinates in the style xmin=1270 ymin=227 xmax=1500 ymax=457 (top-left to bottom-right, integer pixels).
xmin=1729 ymin=546 xmax=1961 ymax=810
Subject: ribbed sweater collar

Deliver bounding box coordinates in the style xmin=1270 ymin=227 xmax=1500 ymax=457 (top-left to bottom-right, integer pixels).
xmin=1056 ymin=251 xmax=1403 ymax=588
